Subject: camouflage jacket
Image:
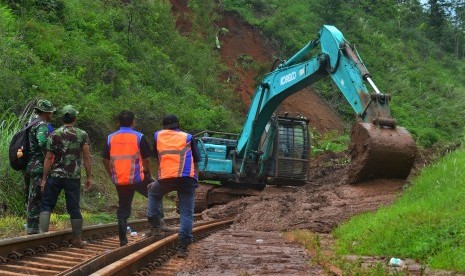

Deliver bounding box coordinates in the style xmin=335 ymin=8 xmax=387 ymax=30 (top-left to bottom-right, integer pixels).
xmin=27 ymin=121 xmax=51 ymax=176
xmin=47 ymin=125 xmax=90 ymax=179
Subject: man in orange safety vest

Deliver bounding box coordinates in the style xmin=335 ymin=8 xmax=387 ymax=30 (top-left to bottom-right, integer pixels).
xmin=148 ymin=114 xmax=200 ymax=258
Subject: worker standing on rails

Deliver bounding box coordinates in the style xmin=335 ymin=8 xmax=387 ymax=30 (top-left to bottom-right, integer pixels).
xmin=101 ymin=110 xmax=157 ymax=246
xmin=38 ymin=105 xmax=92 ymax=248
xmin=148 ymin=114 xmax=200 ymax=258
xmin=25 ymin=99 xmax=55 ymax=235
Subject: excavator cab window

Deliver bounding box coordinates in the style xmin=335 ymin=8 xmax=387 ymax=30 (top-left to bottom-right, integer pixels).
xmin=273 ymin=116 xmax=310 ymax=185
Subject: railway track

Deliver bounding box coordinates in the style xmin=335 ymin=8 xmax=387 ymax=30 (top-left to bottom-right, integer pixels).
xmin=91 ymin=219 xmax=233 ymax=276
xmin=0 ymin=215 xmax=207 ymax=276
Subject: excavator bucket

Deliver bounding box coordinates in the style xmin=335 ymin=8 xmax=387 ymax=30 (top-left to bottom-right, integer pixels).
xmin=347 ymin=122 xmax=417 ymax=183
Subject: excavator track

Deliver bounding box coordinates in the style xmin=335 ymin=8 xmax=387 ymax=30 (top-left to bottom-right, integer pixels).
xmin=194 ymin=184 xmax=215 ymax=213
xmin=193 ymin=183 xmax=260 ymax=213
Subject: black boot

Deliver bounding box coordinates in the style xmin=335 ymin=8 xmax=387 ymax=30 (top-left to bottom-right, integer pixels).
xmin=147 ymin=216 xmax=163 ymax=237
xmin=176 ymin=238 xmax=190 ymax=258
xmin=118 ymin=219 xmax=128 ymax=246
xmin=160 ymin=219 xmax=177 ymax=233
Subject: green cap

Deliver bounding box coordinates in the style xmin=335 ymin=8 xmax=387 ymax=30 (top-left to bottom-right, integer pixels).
xmin=34 ymin=99 xmax=56 ymax=113
xmin=61 ymin=105 xmax=79 ymax=118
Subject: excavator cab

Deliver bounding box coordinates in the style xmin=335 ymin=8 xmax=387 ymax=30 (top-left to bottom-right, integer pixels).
xmin=264 ymin=114 xmax=310 ymax=186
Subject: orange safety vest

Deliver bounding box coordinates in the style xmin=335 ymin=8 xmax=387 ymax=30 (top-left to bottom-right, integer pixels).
xmin=155 ymin=129 xmax=196 ymax=180
xmin=108 ymin=128 xmax=145 ymax=185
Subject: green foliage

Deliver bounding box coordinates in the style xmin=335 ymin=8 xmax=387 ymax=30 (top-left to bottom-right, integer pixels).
xmin=0 ymin=0 xmax=241 ymax=141
xmin=310 ymin=129 xmax=350 ymax=156
xmin=0 ymin=0 xmax=243 ymax=217
xmin=333 ymin=147 xmax=465 ymax=271
xmin=0 ymin=113 xmax=25 ymax=215
xmin=222 ymin=0 xmax=465 ymax=147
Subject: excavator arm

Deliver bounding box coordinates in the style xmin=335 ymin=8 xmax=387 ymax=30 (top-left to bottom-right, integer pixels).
xmin=235 ymin=25 xmax=416 ymax=183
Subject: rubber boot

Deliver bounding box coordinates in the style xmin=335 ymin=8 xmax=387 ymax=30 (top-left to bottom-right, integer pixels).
xmin=38 ymin=211 xmax=51 ymax=233
xmin=176 ymin=238 xmax=189 ymax=258
xmin=147 ymin=216 xmax=163 ymax=237
xmin=70 ymin=219 xmax=87 ymax=248
xmin=118 ymin=219 xmax=128 ymax=246
xmin=160 ymin=219 xmax=177 ymax=233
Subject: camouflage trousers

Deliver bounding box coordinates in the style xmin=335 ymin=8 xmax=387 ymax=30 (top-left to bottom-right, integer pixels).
xmin=26 ymin=175 xmax=43 ymax=234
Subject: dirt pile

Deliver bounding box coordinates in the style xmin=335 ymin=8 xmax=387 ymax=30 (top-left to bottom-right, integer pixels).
xmin=202 ymin=152 xmax=405 ymax=233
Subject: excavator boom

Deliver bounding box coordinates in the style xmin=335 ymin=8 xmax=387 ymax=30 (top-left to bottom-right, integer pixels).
xmin=190 ymin=25 xmax=417 ymax=212
xmin=234 ymin=25 xmax=416 ymax=183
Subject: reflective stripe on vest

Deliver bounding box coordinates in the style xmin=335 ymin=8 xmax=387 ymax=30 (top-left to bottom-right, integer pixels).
xmin=108 ymin=128 xmax=145 ymax=185
xmin=155 ymin=129 xmax=196 ymax=180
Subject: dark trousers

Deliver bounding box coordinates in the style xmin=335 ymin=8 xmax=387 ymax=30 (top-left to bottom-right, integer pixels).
xmin=40 ymin=177 xmax=82 ymax=219
xmin=147 ymin=177 xmax=197 ymax=243
xmin=115 ymin=182 xmax=148 ymax=220
xmin=26 ymin=175 xmax=42 ymax=234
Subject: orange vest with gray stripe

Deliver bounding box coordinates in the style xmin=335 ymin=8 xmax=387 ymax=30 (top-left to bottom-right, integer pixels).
xmin=155 ymin=129 xmax=196 ymax=180
xmin=108 ymin=128 xmax=145 ymax=185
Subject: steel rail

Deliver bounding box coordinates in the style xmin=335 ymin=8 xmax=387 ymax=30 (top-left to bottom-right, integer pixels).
xmin=91 ymin=219 xmax=234 ymax=276
xmin=59 ymin=219 xmax=224 ymax=276
xmin=0 ymin=214 xmax=201 ymax=261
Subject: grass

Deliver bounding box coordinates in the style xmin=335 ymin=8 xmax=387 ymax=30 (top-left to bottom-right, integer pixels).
xmin=333 ymin=146 xmax=465 ymax=272
xmin=0 ymin=113 xmax=26 ymax=215
xmin=310 ymin=129 xmax=350 ymax=156
xmin=0 ymin=211 xmax=116 ymax=239
xmin=0 ymin=195 xmax=177 ymax=240
xmin=284 ymin=230 xmax=396 ymax=275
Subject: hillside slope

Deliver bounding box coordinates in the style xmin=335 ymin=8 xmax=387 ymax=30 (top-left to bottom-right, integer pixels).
xmin=170 ymin=1 xmax=345 ymax=134
xmin=222 ymin=0 xmax=465 ymax=147
xmin=0 ymin=0 xmax=241 ymax=139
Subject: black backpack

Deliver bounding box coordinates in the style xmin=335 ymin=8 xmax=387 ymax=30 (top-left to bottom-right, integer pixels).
xmin=9 ymin=118 xmax=41 ymax=171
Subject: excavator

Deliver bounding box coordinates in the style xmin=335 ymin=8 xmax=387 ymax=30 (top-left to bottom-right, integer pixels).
xmin=192 ymin=25 xmax=417 ymax=212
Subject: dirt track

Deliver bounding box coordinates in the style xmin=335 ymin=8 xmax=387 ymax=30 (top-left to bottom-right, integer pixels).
xmin=202 ymin=151 xmax=405 ymax=233
xmin=156 ymin=230 xmax=323 ymax=275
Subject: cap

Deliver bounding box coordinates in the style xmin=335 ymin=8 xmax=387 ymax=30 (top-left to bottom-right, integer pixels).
xmin=34 ymin=99 xmax=56 ymax=113
xmin=162 ymin=114 xmax=179 ymax=129
xmin=61 ymin=105 xmax=79 ymax=118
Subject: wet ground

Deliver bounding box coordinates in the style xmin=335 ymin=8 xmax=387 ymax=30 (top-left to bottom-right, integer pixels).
xmin=202 ymin=152 xmax=405 ymax=234
xmin=154 ymin=229 xmax=326 ymax=275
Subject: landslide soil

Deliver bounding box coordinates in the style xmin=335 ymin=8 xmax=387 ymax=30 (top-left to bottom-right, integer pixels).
xmin=202 ymin=151 xmax=405 ymax=233
xmin=171 ymin=1 xmax=344 ymax=133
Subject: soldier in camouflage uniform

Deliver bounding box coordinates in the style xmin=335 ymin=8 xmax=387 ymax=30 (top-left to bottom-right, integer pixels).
xmin=39 ymin=105 xmax=92 ymax=248
xmin=26 ymin=99 xmax=55 ymax=235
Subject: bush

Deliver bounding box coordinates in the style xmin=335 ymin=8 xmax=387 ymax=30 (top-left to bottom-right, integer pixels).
xmin=0 ymin=113 xmax=26 ymax=215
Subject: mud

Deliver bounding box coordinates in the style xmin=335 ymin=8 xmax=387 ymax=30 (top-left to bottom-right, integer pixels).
xmin=202 ymin=151 xmax=405 ymax=233
xmin=347 ymin=122 xmax=417 ymax=183
xmin=157 ymin=229 xmax=325 ymax=275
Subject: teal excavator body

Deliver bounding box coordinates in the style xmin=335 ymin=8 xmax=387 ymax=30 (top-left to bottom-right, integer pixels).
xmin=195 ymin=25 xmax=416 ymax=195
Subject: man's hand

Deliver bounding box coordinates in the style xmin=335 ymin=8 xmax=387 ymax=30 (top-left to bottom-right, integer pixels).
xmin=40 ymin=179 xmax=47 ymax=192
xmin=84 ymin=177 xmax=93 ymax=192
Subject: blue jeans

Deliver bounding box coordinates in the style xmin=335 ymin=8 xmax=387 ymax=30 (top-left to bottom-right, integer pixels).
xmin=147 ymin=177 xmax=197 ymax=242
xmin=40 ymin=177 xmax=82 ymax=219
